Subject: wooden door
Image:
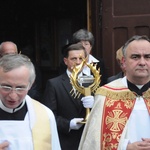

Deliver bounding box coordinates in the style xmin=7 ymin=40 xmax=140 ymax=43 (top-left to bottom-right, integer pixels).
xmin=102 ymin=0 xmax=150 ymax=77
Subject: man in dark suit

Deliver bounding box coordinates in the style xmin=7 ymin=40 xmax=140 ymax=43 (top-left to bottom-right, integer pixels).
xmin=107 ymin=71 xmax=124 ymax=83
xmin=107 ymin=46 xmax=125 ymax=83
xmin=43 ymin=43 xmax=94 ymax=150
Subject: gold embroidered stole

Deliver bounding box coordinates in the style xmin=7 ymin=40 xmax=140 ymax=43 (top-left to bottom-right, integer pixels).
xmin=32 ymin=100 xmax=51 ymax=150
xmin=143 ymin=90 xmax=150 ymax=114
xmin=96 ymin=85 xmax=150 ymax=150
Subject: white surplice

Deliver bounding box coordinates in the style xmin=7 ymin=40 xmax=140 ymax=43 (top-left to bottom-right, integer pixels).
xmin=0 ymin=95 xmax=61 ymax=150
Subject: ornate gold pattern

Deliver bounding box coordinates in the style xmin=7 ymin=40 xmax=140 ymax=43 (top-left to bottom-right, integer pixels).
xmin=70 ymin=57 xmax=101 ymax=123
xmin=106 ymin=110 xmax=127 ymax=132
xmin=103 ymin=133 xmax=119 ymax=149
xmin=96 ymin=86 xmax=136 ymax=100
xmin=143 ymin=90 xmax=150 ymax=108
xmin=70 ymin=58 xmax=101 ymax=97
xmin=96 ymin=86 xmax=137 ymax=110
xmin=100 ymin=81 xmax=150 ymax=149
xmin=105 ymin=97 xmax=135 ymax=109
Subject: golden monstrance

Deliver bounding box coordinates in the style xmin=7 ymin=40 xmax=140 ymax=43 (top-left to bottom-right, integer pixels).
xmin=70 ymin=58 xmax=101 ymax=123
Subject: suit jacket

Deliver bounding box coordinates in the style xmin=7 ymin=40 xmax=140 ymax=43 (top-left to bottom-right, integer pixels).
xmin=107 ymin=71 xmax=124 ymax=83
xmin=43 ymin=73 xmax=86 ymax=150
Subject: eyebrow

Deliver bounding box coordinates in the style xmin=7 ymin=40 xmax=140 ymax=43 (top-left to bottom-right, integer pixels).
xmin=131 ymin=54 xmax=150 ymax=57
xmin=0 ymin=83 xmax=27 ymax=88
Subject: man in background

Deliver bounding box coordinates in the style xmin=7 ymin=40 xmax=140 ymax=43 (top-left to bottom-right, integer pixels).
xmin=107 ymin=46 xmax=125 ymax=83
xmin=59 ymin=29 xmax=107 ymax=86
xmin=0 ymin=41 xmax=42 ymax=101
xmin=43 ymin=43 xmax=94 ymax=150
xmin=0 ymin=41 xmax=18 ymax=57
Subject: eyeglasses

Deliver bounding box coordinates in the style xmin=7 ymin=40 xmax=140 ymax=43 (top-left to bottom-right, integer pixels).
xmin=0 ymin=84 xmax=29 ymax=94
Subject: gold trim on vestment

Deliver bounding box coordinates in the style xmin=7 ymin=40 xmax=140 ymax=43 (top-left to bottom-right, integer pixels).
xmin=96 ymin=85 xmax=150 ymax=149
xmin=32 ymin=100 xmax=51 ymax=150
xmin=96 ymin=86 xmax=136 ymax=100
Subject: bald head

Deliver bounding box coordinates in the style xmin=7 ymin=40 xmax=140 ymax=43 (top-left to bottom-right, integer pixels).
xmin=0 ymin=41 xmax=18 ymax=57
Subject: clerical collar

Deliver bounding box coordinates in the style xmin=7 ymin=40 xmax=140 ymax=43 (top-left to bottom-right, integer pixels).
xmin=0 ymin=99 xmax=26 ymax=113
xmin=127 ymin=80 xmax=150 ymax=96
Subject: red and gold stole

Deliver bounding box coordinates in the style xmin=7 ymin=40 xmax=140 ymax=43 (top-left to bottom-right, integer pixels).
xmin=97 ymin=85 xmax=136 ymax=150
xmin=97 ymin=85 xmax=150 ymax=150
xmin=143 ymin=90 xmax=150 ymax=114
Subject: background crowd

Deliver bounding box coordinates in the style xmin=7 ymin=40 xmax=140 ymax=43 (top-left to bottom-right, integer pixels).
xmin=0 ymin=29 xmax=149 ymax=150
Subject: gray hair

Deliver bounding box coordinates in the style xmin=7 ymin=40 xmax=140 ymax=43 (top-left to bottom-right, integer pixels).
xmin=72 ymin=29 xmax=94 ymax=47
xmin=0 ymin=54 xmax=35 ymax=85
xmin=122 ymin=35 xmax=150 ymax=57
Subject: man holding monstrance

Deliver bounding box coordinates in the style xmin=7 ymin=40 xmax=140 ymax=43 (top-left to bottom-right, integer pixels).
xmin=70 ymin=57 xmax=101 ymax=123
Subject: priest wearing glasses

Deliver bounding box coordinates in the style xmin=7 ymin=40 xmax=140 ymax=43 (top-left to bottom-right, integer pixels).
xmin=0 ymin=54 xmax=61 ymax=150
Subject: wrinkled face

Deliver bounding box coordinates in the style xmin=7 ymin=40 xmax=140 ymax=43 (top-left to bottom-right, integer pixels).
xmin=123 ymin=40 xmax=150 ymax=84
xmin=0 ymin=66 xmax=30 ymax=109
xmin=64 ymin=49 xmax=86 ymax=72
xmin=80 ymin=41 xmax=92 ymax=55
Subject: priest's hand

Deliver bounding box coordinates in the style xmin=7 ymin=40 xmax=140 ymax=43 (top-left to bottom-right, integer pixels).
xmin=70 ymin=118 xmax=84 ymax=130
xmin=142 ymin=138 xmax=150 ymax=142
xmin=127 ymin=140 xmax=150 ymax=150
xmin=0 ymin=141 xmax=9 ymax=150
xmin=81 ymin=96 xmax=94 ymax=108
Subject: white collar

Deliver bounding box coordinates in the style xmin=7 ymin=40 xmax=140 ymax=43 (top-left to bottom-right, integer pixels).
xmin=88 ymin=54 xmax=99 ymax=63
xmin=66 ymin=69 xmax=72 ymax=77
xmin=122 ymin=76 xmax=144 ymax=89
xmin=0 ymin=99 xmax=26 ymax=113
